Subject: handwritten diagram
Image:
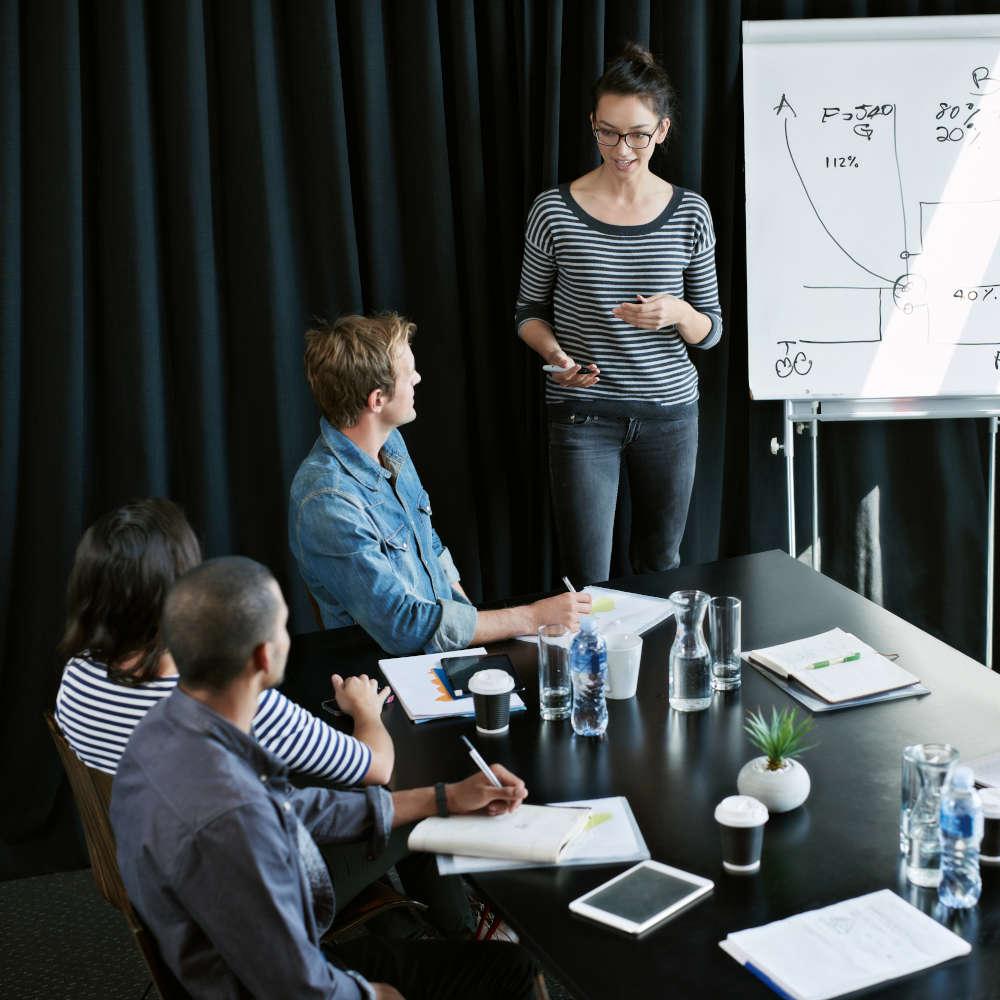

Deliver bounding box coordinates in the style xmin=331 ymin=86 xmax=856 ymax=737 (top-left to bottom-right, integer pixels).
xmin=744 ymin=26 xmax=1000 ymax=400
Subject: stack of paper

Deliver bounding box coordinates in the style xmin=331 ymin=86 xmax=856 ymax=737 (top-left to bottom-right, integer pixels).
xmin=517 ymin=586 xmax=674 ymax=643
xmin=408 ymin=803 xmax=591 ymax=864
xmin=378 ymin=648 xmax=526 ymax=723
xmin=748 ymin=628 xmax=920 ymax=704
xmin=435 ymin=796 xmax=650 ymax=874
xmin=720 ymin=889 xmax=971 ymax=999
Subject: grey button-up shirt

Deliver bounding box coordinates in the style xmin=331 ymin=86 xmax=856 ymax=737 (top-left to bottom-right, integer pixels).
xmin=110 ymin=688 xmax=393 ymax=999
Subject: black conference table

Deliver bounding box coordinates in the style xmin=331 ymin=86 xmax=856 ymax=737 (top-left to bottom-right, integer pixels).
xmin=281 ymin=550 xmax=1000 ymax=999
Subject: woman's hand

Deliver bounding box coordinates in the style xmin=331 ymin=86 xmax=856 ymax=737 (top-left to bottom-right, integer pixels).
xmin=612 ymin=292 xmax=692 ymax=330
xmin=546 ymin=349 xmax=600 ymax=389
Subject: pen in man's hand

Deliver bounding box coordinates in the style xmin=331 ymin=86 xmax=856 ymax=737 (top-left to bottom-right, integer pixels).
xmin=460 ymin=735 xmax=503 ymax=789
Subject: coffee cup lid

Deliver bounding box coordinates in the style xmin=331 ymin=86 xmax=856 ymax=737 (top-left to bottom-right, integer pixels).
xmin=467 ymin=668 xmax=515 ymax=696
xmin=979 ymin=787 xmax=1000 ymax=819
xmin=714 ymin=795 xmax=769 ymax=827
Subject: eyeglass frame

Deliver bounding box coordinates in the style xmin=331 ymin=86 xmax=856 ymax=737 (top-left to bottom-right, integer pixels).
xmin=591 ymin=122 xmax=665 ymax=150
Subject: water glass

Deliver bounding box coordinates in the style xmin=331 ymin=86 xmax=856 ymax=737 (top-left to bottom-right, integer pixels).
xmin=538 ymin=624 xmax=572 ymax=720
xmin=899 ymin=744 xmax=920 ymax=855
xmin=709 ymin=596 xmax=742 ymax=691
xmin=906 ymin=742 xmax=959 ymax=888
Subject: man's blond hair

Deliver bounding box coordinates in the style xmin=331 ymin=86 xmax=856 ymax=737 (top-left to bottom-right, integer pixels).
xmin=304 ymin=313 xmax=415 ymax=428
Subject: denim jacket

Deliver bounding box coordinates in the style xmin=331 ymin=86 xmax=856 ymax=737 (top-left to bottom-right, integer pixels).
xmin=289 ymin=420 xmax=477 ymax=654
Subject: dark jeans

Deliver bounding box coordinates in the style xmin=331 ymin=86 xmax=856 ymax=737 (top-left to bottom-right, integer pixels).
xmin=548 ymin=401 xmax=698 ymax=585
xmin=327 ymin=937 xmax=537 ymax=1000
xmin=321 ymin=825 xmax=474 ymax=939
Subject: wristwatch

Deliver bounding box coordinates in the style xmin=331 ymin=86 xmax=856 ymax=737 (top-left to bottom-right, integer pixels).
xmin=435 ymin=782 xmax=449 ymax=818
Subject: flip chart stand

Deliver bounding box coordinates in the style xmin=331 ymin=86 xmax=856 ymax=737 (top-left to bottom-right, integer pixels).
xmin=770 ymin=397 xmax=1000 ymax=668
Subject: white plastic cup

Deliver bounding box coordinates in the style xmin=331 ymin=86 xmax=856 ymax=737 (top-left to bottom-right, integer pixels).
xmin=605 ymin=633 xmax=642 ymax=699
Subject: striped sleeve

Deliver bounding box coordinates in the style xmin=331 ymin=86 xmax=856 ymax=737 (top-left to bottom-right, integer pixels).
xmin=685 ymin=199 xmax=723 ymax=351
xmin=54 ymin=656 xmax=175 ymax=774
xmin=515 ymin=191 xmax=557 ymax=330
xmin=252 ymin=688 xmax=372 ymax=786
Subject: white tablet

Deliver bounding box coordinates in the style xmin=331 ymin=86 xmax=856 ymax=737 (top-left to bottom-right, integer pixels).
xmin=568 ymin=860 xmax=713 ymax=935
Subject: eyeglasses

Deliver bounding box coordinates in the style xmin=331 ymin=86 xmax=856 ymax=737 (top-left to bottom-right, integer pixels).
xmin=593 ymin=126 xmax=658 ymax=149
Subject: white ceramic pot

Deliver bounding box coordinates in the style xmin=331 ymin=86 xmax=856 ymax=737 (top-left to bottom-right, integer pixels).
xmin=736 ymin=756 xmax=811 ymax=813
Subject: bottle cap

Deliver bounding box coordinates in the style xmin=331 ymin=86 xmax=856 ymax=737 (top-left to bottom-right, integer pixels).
xmin=467 ymin=668 xmax=515 ymax=696
xmin=950 ymin=765 xmax=975 ymax=791
xmin=979 ymin=787 xmax=1000 ymax=819
xmin=714 ymin=795 xmax=769 ymax=828
xmin=579 ymin=616 xmax=598 ymax=633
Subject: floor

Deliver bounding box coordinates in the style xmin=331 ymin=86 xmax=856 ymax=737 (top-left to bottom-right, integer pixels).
xmin=0 ymin=868 xmax=575 ymax=999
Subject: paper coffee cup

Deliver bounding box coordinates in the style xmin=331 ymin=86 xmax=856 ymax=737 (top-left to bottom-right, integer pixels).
xmin=715 ymin=795 xmax=769 ymax=874
xmin=605 ymin=633 xmax=642 ymax=700
xmin=468 ymin=669 xmax=515 ymax=735
xmin=980 ymin=788 xmax=1000 ymax=865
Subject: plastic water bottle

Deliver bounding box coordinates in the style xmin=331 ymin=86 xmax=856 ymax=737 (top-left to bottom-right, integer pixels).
xmin=938 ymin=765 xmax=983 ymax=909
xmin=570 ymin=617 xmax=608 ymax=737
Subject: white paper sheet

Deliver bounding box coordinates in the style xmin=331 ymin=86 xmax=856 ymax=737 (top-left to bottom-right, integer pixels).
xmin=721 ymin=889 xmax=971 ymax=1000
xmin=516 ymin=587 xmax=674 ymax=643
xmin=435 ymin=796 xmax=649 ymax=874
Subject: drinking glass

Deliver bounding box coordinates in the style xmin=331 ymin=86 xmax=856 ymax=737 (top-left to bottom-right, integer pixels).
xmin=538 ymin=624 xmax=572 ymax=720
xmin=709 ymin=596 xmax=742 ymax=691
xmin=906 ymin=743 xmax=959 ymax=887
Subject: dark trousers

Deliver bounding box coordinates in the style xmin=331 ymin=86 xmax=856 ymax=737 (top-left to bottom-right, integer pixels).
xmin=321 ymin=826 xmax=474 ymax=939
xmin=548 ymin=402 xmax=698 ymax=585
xmin=327 ymin=936 xmax=537 ymax=1000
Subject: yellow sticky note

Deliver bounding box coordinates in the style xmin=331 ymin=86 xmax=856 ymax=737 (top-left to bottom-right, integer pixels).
xmin=590 ymin=597 xmax=616 ymax=614
xmin=583 ymin=811 xmax=613 ymax=832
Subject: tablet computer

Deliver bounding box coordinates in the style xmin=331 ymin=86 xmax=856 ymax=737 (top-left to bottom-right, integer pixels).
xmin=568 ymin=860 xmax=713 ymax=935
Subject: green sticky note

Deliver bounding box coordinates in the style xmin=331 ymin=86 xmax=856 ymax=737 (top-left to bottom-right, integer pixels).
xmin=590 ymin=597 xmax=616 ymax=614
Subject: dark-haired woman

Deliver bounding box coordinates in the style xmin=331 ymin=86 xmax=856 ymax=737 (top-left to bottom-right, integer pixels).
xmin=55 ymin=498 xmax=391 ymax=785
xmin=517 ymin=43 xmax=722 ymax=585
xmin=54 ymin=498 xmax=473 ymax=936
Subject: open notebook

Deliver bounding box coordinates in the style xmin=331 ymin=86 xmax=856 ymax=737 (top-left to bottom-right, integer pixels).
xmin=408 ymin=804 xmax=591 ymax=865
xmin=747 ymin=628 xmax=920 ymax=704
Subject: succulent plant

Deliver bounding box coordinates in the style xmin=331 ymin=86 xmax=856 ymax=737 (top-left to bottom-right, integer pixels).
xmin=744 ymin=706 xmax=817 ymax=771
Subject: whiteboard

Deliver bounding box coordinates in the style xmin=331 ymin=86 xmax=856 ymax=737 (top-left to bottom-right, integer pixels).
xmin=744 ymin=15 xmax=1000 ymax=400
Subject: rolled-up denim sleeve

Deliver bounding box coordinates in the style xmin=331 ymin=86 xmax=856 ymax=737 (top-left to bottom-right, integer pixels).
xmin=427 ymin=596 xmax=478 ymax=654
xmin=293 ymin=785 xmax=393 ymax=861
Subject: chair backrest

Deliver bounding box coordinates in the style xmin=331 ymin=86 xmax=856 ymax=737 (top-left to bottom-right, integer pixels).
xmin=44 ymin=712 xmax=190 ymax=1000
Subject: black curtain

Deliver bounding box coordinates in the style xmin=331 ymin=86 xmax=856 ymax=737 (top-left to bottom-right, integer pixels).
xmin=1 ymin=0 xmax=994 ymax=879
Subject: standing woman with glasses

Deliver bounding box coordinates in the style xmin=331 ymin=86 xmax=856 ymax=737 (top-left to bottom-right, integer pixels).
xmin=516 ymin=43 xmax=722 ymax=585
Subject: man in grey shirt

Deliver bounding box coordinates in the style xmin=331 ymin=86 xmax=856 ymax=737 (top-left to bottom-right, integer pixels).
xmin=110 ymin=555 xmax=537 ymax=999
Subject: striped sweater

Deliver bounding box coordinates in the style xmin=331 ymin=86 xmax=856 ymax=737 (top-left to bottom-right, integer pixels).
xmin=516 ymin=184 xmax=722 ymax=406
xmin=55 ymin=654 xmax=372 ymax=784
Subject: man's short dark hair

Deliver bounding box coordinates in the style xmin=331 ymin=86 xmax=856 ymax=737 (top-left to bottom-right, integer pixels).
xmin=162 ymin=557 xmax=282 ymax=691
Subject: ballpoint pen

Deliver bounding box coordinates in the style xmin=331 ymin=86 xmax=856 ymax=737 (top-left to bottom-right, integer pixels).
xmin=460 ymin=735 xmax=503 ymax=788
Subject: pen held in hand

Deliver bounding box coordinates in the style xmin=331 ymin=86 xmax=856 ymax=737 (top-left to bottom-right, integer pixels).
xmin=461 ymin=735 xmax=503 ymax=789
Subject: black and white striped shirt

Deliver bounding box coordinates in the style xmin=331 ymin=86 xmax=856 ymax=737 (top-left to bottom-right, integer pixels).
xmin=55 ymin=654 xmax=372 ymax=784
xmin=516 ymin=184 xmax=722 ymax=406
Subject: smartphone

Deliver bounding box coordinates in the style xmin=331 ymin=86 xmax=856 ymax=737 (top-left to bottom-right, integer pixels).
xmin=438 ymin=653 xmax=523 ymax=699
xmin=569 ymin=860 xmax=713 ymax=936
xmin=542 ymin=363 xmax=594 ymax=375
xmin=321 ymin=694 xmax=395 ymax=718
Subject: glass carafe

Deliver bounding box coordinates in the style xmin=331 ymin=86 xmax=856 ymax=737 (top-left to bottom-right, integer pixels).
xmin=906 ymin=743 xmax=959 ymax=887
xmin=668 ymin=590 xmax=712 ymax=712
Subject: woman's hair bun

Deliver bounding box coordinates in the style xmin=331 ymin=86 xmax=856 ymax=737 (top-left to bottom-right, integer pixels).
xmin=622 ymin=41 xmax=656 ymax=67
